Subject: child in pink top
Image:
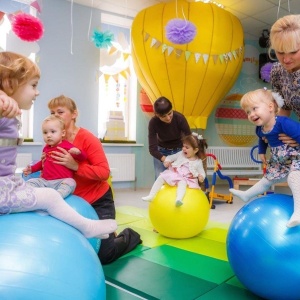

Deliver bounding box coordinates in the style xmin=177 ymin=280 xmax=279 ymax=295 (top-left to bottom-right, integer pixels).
xmin=24 ymin=115 xmax=86 ymax=198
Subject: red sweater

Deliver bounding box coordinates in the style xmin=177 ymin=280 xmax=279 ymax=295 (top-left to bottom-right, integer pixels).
xmin=31 ymin=140 xmax=86 ymax=180
xmin=72 ymin=128 xmax=110 ymax=204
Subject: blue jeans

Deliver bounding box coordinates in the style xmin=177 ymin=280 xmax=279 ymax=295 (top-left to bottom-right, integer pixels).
xmin=153 ymin=146 xmax=182 ymax=179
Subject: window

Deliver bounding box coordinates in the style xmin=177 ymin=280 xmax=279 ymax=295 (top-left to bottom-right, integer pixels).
xmin=98 ymin=14 xmax=137 ymax=142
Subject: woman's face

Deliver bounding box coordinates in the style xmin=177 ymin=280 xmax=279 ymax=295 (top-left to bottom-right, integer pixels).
xmin=49 ymin=106 xmax=77 ymax=128
xmin=157 ymin=110 xmax=173 ymax=124
xmin=275 ymin=49 xmax=300 ymax=72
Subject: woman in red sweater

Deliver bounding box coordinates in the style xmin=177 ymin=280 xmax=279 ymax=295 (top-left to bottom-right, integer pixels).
xmin=48 ymin=95 xmax=141 ymax=264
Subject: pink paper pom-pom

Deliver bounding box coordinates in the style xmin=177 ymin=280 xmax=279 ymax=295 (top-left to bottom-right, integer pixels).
xmin=11 ymin=13 xmax=44 ymax=42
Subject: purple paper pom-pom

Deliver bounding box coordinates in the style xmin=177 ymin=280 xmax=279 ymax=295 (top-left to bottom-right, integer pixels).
xmin=260 ymin=62 xmax=274 ymax=83
xmin=165 ymin=18 xmax=196 ymax=45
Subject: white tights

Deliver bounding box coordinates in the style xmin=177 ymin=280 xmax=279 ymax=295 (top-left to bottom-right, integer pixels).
xmin=142 ymin=175 xmax=187 ymax=206
xmin=229 ymin=171 xmax=300 ymax=228
xmin=13 ymin=188 xmax=117 ymax=238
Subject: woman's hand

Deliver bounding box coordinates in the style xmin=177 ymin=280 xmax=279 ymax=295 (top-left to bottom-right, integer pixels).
xmin=163 ymin=161 xmax=171 ymax=168
xmin=278 ymin=133 xmax=299 ymax=147
xmin=51 ymin=146 xmax=79 ymax=171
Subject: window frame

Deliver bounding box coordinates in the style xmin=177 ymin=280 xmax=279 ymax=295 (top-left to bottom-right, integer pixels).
xmin=97 ymin=13 xmax=137 ymax=142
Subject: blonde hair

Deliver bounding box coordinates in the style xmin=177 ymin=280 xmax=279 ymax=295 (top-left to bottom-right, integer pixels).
xmin=48 ymin=95 xmax=78 ymax=122
xmin=0 ymin=51 xmax=40 ymax=96
xmin=240 ymin=89 xmax=280 ymax=114
xmin=42 ymin=115 xmax=65 ymax=130
xmin=269 ymin=15 xmax=300 ymax=53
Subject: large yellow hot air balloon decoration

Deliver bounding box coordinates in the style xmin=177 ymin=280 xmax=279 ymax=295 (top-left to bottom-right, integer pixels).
xmin=131 ymin=0 xmax=244 ymax=129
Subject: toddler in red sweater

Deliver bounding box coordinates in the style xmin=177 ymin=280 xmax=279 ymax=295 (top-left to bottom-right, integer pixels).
xmin=23 ymin=115 xmax=86 ymax=198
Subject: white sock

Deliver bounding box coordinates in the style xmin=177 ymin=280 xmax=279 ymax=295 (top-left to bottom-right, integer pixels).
xmin=175 ymin=200 xmax=183 ymax=207
xmin=175 ymin=181 xmax=187 ymax=206
xmin=229 ymin=177 xmax=273 ymax=202
xmin=18 ymin=188 xmax=118 ymax=239
xmin=286 ymin=171 xmax=300 ymax=228
xmin=142 ymin=176 xmax=165 ymax=202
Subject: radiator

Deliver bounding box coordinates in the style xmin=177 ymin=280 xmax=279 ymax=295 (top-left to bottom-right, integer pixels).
xmin=106 ymin=153 xmax=136 ymax=182
xmin=16 ymin=153 xmax=33 ymax=168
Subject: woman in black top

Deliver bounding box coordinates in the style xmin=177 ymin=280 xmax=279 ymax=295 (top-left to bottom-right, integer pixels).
xmin=148 ymin=97 xmax=192 ymax=179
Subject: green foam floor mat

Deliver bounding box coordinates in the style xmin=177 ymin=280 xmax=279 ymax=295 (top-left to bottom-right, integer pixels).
xmin=106 ymin=283 xmax=142 ymax=299
xmin=116 ymin=212 xmax=144 ymax=226
xmin=167 ymin=235 xmax=228 ymax=261
xmin=104 ymin=256 xmax=217 ymax=300
xmin=199 ymin=227 xmax=228 ymax=243
xmin=116 ymin=224 xmax=174 ymax=248
xmin=116 ymin=206 xmax=149 ymax=218
xmin=135 ymin=245 xmax=234 ymax=284
xmin=196 ymin=283 xmax=263 ymax=299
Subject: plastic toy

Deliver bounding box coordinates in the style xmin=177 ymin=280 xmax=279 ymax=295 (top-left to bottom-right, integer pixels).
xmin=204 ymin=153 xmax=233 ymax=209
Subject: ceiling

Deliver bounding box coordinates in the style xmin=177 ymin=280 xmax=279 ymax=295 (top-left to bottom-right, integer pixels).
xmin=69 ymin=0 xmax=299 ymax=40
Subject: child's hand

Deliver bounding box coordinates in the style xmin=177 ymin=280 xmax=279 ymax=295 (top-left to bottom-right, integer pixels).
xmin=259 ymin=154 xmax=267 ymax=164
xmin=198 ymin=175 xmax=204 ymax=183
xmin=23 ymin=165 xmax=32 ymax=176
xmin=0 ymin=92 xmax=21 ymax=118
xmin=68 ymin=147 xmax=81 ymax=155
xmin=163 ymin=161 xmax=171 ymax=168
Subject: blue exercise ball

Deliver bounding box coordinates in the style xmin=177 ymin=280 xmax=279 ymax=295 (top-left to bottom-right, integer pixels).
xmin=227 ymin=194 xmax=300 ymax=300
xmin=65 ymin=194 xmax=101 ymax=253
xmin=0 ymin=211 xmax=106 ymax=299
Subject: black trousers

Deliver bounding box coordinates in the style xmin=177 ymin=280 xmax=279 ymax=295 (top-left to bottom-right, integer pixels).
xmin=92 ymin=187 xmax=141 ymax=265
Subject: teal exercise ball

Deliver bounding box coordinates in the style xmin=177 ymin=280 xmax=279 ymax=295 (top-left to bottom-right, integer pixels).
xmin=227 ymin=194 xmax=300 ymax=300
xmin=0 ymin=211 xmax=106 ymax=299
xmin=65 ymin=194 xmax=101 ymax=253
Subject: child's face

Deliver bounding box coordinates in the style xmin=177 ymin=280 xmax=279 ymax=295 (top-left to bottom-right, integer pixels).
xmin=42 ymin=120 xmax=65 ymax=147
xmin=182 ymin=143 xmax=198 ymax=159
xmin=244 ymin=101 xmax=274 ymax=126
xmin=12 ymin=77 xmax=40 ymax=110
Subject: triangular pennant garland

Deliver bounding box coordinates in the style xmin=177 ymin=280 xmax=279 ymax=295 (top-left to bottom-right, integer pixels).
xmin=194 ymin=53 xmax=201 ymax=63
xmin=175 ymin=49 xmax=183 ymax=58
xmin=144 ymin=32 xmax=150 ymax=42
xmin=202 ymin=54 xmax=209 ymax=64
xmin=167 ymin=46 xmax=174 ymax=56
xmin=185 ymin=51 xmax=191 ymax=61
xmin=150 ymin=38 xmax=157 ymax=48
xmin=143 ymin=31 xmax=243 ymax=66
xmin=162 ymin=44 xmax=168 ymax=53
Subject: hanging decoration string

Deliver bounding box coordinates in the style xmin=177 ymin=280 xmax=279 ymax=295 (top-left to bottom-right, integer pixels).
xmin=70 ymin=0 xmax=74 ymax=54
xmin=165 ymin=0 xmax=197 ymax=45
xmin=277 ymin=0 xmax=290 ymax=19
xmin=87 ymin=0 xmax=94 ymax=40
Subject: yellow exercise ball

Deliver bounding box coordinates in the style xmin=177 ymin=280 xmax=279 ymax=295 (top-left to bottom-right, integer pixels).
xmin=149 ymin=185 xmax=210 ymax=238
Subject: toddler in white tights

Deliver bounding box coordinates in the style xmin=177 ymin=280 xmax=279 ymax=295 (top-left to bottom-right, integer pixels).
xmin=229 ymin=88 xmax=300 ymax=228
xmin=143 ymin=133 xmax=207 ymax=207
